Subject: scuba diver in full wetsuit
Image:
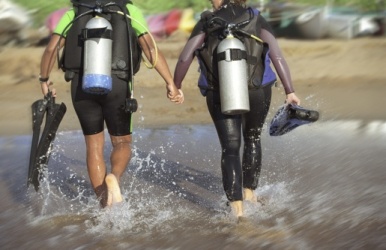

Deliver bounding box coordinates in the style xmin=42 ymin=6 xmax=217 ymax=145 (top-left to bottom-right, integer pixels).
xmin=39 ymin=0 xmax=183 ymax=207
xmin=174 ymin=0 xmax=300 ymax=218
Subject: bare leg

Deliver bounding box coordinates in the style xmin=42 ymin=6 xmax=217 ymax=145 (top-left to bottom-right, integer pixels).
xmin=105 ymin=134 xmax=132 ymax=205
xmin=85 ymin=132 xmax=107 ymax=207
xmin=110 ymin=134 xmax=132 ymax=182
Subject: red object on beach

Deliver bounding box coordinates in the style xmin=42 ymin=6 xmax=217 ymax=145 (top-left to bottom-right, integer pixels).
xmin=165 ymin=9 xmax=182 ymax=36
xmin=147 ymin=13 xmax=167 ymax=39
xmin=46 ymin=8 xmax=68 ymax=33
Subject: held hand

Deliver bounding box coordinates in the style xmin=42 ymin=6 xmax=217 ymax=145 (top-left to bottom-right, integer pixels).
xmin=166 ymin=84 xmax=184 ymax=104
xmin=176 ymin=89 xmax=184 ymax=104
xmin=40 ymin=81 xmax=57 ymax=97
xmin=285 ymin=93 xmax=300 ymax=106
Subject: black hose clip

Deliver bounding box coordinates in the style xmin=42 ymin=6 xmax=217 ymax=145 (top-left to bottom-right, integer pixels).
xmin=125 ymin=98 xmax=138 ymax=113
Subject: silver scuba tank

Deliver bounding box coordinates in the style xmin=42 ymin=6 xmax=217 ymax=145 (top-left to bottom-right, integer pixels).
xmin=217 ymin=32 xmax=250 ymax=115
xmin=82 ymin=16 xmax=113 ymax=94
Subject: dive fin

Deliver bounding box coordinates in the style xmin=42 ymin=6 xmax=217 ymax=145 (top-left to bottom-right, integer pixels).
xmin=269 ymin=104 xmax=319 ymax=136
xmin=27 ymin=99 xmax=48 ymax=188
xmin=28 ymin=92 xmax=67 ymax=191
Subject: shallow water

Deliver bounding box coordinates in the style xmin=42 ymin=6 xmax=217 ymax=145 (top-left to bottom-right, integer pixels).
xmin=1 ymin=121 xmax=385 ymax=249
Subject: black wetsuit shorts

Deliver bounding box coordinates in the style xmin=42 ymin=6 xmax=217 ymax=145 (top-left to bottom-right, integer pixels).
xmin=71 ymin=73 xmax=132 ymax=136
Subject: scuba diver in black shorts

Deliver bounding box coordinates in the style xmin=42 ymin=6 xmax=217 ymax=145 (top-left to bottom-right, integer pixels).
xmin=39 ymin=0 xmax=183 ymax=207
xmin=174 ymin=0 xmax=300 ymax=218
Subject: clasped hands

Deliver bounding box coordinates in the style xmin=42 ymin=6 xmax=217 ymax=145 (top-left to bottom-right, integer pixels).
xmin=167 ymin=84 xmax=184 ymax=104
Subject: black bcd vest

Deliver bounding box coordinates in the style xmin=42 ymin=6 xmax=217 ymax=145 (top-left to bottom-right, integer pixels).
xmin=60 ymin=0 xmax=142 ymax=81
xmin=196 ymin=5 xmax=266 ymax=90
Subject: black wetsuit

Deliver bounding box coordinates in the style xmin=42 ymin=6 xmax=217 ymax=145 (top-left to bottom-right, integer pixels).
xmin=71 ymin=73 xmax=132 ymax=136
xmin=174 ymin=4 xmax=295 ymax=202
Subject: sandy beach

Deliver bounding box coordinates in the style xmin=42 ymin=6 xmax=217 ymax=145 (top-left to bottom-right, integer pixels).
xmin=1 ymin=35 xmax=386 ymax=250
xmin=0 ymin=36 xmax=385 ymax=136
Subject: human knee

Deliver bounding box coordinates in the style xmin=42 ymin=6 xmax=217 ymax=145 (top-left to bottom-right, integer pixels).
xmin=111 ymin=135 xmax=132 ymax=149
xmin=222 ymin=139 xmax=240 ymax=156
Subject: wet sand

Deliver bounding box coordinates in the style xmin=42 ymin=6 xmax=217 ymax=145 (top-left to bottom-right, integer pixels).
xmin=0 ymin=36 xmax=386 ymax=136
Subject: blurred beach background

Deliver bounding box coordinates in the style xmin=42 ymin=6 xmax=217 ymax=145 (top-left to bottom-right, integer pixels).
xmin=1 ymin=0 xmax=386 ymax=249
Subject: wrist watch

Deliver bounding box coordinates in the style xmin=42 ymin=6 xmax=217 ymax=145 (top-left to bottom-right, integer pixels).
xmin=39 ymin=75 xmax=49 ymax=83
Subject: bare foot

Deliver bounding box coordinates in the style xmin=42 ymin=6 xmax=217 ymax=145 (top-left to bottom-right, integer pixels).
xmin=243 ymin=188 xmax=266 ymax=205
xmin=230 ymin=200 xmax=244 ymax=218
xmin=105 ymin=174 xmax=123 ymax=206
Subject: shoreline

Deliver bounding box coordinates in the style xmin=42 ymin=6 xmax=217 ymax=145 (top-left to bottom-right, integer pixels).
xmin=2 ymin=77 xmax=386 ymax=137
xmin=1 ymin=37 xmax=386 ymax=136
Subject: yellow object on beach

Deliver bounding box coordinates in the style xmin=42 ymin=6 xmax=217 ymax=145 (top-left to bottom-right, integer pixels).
xmin=178 ymin=8 xmax=197 ymax=34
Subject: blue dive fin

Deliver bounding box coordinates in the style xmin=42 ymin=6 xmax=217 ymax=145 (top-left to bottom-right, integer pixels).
xmin=269 ymin=104 xmax=319 ymax=136
xmin=28 ymin=92 xmax=66 ymax=191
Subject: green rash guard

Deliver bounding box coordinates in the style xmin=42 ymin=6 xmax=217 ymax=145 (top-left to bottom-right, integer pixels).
xmin=53 ymin=4 xmax=149 ymax=37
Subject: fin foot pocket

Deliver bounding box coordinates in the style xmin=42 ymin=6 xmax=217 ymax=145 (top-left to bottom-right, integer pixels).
xmin=269 ymin=104 xmax=319 ymax=136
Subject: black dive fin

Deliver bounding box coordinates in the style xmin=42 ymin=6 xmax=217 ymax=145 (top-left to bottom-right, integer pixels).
xmin=28 ymin=99 xmax=48 ymax=188
xmin=28 ymin=93 xmax=67 ymax=191
xmin=269 ymin=104 xmax=319 ymax=136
